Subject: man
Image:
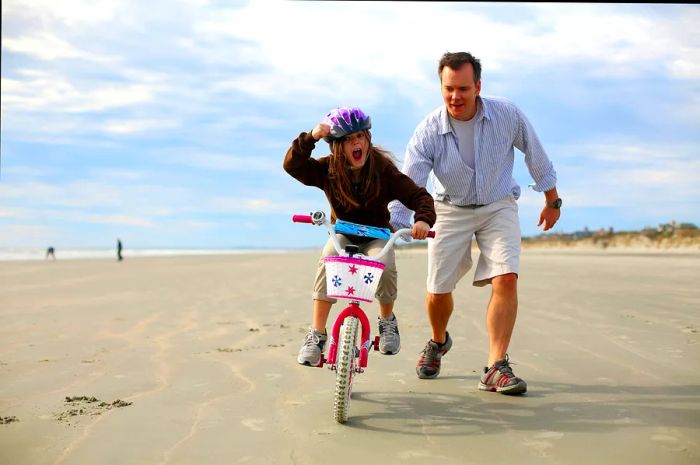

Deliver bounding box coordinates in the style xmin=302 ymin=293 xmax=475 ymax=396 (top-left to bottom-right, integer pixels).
xmin=117 ymin=238 xmax=123 ymax=261
xmin=389 ymin=52 xmax=561 ymax=395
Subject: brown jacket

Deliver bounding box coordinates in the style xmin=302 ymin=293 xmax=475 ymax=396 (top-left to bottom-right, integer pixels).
xmin=284 ymin=131 xmax=436 ymax=231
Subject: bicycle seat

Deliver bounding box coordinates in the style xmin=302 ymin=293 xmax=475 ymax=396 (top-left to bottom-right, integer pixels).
xmin=344 ymin=245 xmax=360 ymax=256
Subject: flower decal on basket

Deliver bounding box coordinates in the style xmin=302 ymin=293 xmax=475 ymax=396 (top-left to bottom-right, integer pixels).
xmin=323 ymin=255 xmax=385 ymax=303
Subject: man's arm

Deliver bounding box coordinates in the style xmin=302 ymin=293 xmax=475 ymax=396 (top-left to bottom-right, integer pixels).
xmin=513 ymin=105 xmax=556 ymax=194
xmin=538 ymin=187 xmax=561 ymax=231
xmin=512 ymin=105 xmax=561 ymax=231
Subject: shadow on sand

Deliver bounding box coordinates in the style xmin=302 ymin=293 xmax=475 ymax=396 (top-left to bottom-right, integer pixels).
xmin=345 ymin=379 xmax=700 ymax=435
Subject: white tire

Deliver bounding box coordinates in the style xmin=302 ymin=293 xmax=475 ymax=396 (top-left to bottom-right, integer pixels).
xmin=333 ymin=316 xmax=358 ymax=423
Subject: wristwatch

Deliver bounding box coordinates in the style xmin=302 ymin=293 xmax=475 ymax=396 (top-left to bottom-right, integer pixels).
xmin=549 ymin=198 xmax=563 ymax=209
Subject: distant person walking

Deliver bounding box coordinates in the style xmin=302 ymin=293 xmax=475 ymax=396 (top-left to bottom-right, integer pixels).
xmin=390 ymin=51 xmax=562 ymax=394
xmin=117 ymin=239 xmax=123 ymax=261
xmin=46 ymin=247 xmax=56 ymax=260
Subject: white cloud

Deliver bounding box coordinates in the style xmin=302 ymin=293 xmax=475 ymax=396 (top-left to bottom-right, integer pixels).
xmin=3 ymin=32 xmax=112 ymax=62
xmin=4 ymin=0 xmax=121 ymax=26
xmin=208 ymin=196 xmax=318 ymax=215
xmin=82 ymin=213 xmax=155 ymax=227
xmin=2 ymin=73 xmax=155 ymax=113
xmin=89 ymin=169 xmax=148 ymax=180
xmin=0 ymin=207 xmax=32 ymax=219
xmin=187 ymin=2 xmax=700 ymax=106
xmin=669 ymin=58 xmax=700 ymax=80
xmin=0 ymin=224 xmax=56 ymax=244
xmin=101 ymin=118 xmax=180 ymax=134
xmin=169 ymin=152 xmax=278 ymax=172
xmin=0 ymin=180 xmax=191 ymax=212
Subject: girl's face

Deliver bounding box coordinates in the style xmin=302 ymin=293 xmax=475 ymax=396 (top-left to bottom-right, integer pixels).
xmin=341 ymin=131 xmax=369 ymax=170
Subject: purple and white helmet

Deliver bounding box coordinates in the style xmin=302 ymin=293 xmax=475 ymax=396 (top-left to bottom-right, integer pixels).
xmin=322 ymin=107 xmax=372 ymax=143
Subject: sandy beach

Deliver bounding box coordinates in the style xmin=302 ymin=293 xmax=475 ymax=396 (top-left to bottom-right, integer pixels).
xmin=1 ymin=248 xmax=699 ymax=465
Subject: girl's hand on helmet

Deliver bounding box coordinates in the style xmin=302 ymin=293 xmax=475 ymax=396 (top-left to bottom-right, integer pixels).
xmin=311 ymin=123 xmax=331 ymax=141
xmin=411 ymin=221 xmax=430 ymax=240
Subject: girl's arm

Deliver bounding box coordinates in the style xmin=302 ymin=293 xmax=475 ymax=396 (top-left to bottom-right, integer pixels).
xmin=387 ymin=163 xmax=436 ymax=228
xmin=283 ymin=130 xmax=328 ymax=188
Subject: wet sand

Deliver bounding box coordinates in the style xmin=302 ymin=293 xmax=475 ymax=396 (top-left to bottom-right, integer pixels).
xmin=1 ymin=249 xmax=699 ymax=465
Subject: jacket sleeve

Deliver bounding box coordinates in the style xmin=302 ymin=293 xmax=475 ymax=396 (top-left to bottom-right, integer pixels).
xmin=283 ymin=131 xmax=328 ymax=189
xmin=386 ymin=162 xmax=436 ymax=227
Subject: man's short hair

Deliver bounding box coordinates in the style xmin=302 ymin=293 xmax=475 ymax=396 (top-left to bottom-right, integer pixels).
xmin=438 ymin=52 xmax=482 ymax=83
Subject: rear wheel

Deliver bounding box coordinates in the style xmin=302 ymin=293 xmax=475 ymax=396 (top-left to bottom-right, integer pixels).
xmin=333 ymin=316 xmax=358 ymax=423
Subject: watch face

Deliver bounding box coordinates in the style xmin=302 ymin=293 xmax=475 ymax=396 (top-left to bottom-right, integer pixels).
xmin=552 ymin=198 xmax=562 ymax=209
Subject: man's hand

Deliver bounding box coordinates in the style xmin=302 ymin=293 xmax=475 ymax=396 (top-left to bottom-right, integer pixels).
xmin=311 ymin=123 xmax=331 ymax=141
xmin=537 ymin=206 xmax=560 ymax=231
xmin=411 ymin=220 xmax=431 ymax=240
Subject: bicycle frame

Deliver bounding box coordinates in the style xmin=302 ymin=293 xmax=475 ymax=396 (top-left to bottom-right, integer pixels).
xmin=293 ymin=210 xmax=434 ymax=423
xmin=292 ymin=210 xmax=434 ymax=371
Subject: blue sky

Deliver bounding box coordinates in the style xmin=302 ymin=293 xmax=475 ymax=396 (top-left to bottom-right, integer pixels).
xmin=2 ymin=1 xmax=699 ymax=249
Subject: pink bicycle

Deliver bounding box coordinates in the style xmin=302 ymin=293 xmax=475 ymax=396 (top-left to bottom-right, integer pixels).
xmin=293 ymin=211 xmax=434 ymax=423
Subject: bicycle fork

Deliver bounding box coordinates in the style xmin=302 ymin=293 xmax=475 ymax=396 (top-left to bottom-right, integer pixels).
xmin=324 ymin=302 xmax=380 ymax=372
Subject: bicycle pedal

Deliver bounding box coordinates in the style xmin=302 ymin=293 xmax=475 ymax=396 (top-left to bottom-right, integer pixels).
xmin=372 ymin=336 xmax=380 ymax=351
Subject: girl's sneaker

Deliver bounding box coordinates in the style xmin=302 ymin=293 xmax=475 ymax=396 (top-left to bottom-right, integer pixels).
xmin=478 ymin=354 xmax=527 ymax=394
xmin=297 ymin=328 xmax=327 ymax=366
xmin=378 ymin=314 xmax=401 ymax=354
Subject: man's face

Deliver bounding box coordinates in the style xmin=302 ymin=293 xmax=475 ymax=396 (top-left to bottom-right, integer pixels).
xmin=440 ymin=64 xmax=481 ymax=121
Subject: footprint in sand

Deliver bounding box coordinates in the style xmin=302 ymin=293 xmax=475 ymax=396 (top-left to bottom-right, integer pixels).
xmin=241 ymin=418 xmax=265 ymax=432
xmin=534 ymin=431 xmax=564 ymax=440
xmin=522 ymin=430 xmax=564 ymax=454
xmin=398 ymin=450 xmax=432 ymax=459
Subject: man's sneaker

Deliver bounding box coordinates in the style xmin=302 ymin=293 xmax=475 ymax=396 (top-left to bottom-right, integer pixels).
xmin=416 ymin=332 xmax=452 ymax=379
xmin=297 ymin=328 xmax=327 ymax=366
xmin=478 ymin=354 xmax=527 ymax=395
xmin=378 ymin=314 xmax=401 ymax=355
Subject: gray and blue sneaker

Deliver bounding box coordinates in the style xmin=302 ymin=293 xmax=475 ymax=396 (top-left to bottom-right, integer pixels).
xmin=297 ymin=328 xmax=327 ymax=367
xmin=378 ymin=314 xmax=401 ymax=355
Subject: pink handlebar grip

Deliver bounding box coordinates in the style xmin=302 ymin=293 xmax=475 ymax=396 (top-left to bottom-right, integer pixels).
xmin=427 ymin=231 xmax=436 ymax=238
xmin=292 ymin=214 xmax=313 ymax=224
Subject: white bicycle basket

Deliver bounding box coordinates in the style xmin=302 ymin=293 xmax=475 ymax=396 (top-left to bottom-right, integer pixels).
xmin=324 ymin=255 xmax=385 ymax=303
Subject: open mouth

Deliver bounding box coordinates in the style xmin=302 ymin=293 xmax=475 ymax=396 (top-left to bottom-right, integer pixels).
xmin=351 ymin=149 xmax=363 ymax=162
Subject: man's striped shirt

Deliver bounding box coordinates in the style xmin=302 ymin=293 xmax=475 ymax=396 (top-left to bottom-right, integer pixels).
xmin=389 ymin=96 xmax=557 ymax=229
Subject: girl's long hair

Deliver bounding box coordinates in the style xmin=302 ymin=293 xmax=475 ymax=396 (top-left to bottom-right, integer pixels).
xmin=327 ymin=130 xmax=396 ymax=210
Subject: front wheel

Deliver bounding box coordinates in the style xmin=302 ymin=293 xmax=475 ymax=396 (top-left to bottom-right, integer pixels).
xmin=333 ymin=316 xmax=359 ymax=423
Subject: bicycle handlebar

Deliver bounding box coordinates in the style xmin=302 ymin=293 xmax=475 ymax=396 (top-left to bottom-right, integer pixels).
xmin=292 ymin=211 xmax=434 ymax=261
xmin=292 ymin=214 xmax=313 ymax=224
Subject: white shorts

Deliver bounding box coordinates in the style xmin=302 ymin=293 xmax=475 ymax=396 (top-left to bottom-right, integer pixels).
xmin=428 ymin=195 xmax=521 ymax=293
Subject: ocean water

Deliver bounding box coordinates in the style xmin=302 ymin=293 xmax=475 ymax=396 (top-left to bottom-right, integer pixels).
xmin=0 ymin=248 xmax=291 ymax=262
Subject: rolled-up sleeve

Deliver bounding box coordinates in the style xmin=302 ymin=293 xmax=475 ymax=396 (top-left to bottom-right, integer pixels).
xmin=515 ymin=107 xmax=556 ymax=192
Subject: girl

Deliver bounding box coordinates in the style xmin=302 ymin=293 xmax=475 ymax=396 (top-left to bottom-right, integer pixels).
xmin=284 ymin=107 xmax=435 ymax=366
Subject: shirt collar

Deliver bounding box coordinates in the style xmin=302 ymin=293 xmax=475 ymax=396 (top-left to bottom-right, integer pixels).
xmin=439 ymin=96 xmax=489 ymax=135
